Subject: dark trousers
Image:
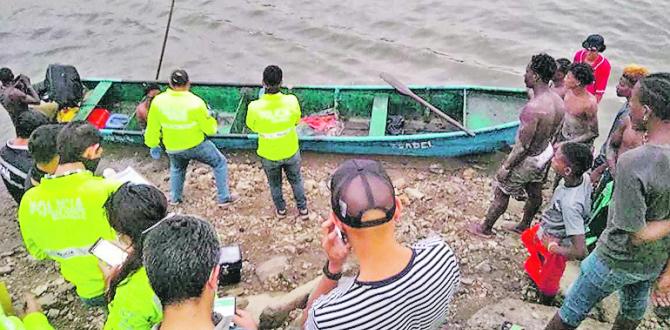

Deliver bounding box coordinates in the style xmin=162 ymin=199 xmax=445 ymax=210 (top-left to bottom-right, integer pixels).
xmin=260 ymin=152 xmax=307 ymax=211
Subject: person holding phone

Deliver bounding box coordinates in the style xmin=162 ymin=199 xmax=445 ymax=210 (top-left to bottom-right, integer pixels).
xmin=143 ymin=215 xmax=257 ymax=330
xmin=303 ymin=159 xmax=460 ymax=329
xmin=100 ymin=183 xmax=167 ymax=330
xmin=18 ymin=121 xmax=121 ymax=308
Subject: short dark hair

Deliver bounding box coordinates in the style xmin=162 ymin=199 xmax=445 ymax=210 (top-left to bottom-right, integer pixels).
xmin=530 ymin=53 xmax=557 ymax=84
xmin=144 ymin=83 xmax=161 ymax=95
xmin=639 ymin=73 xmax=670 ymax=121
xmin=263 ymin=65 xmax=283 ymax=87
xmin=569 ymin=63 xmax=595 ymax=86
xmin=57 ymin=121 xmax=101 ymax=164
xmin=170 ymin=69 xmax=189 ymax=87
xmin=143 ymin=215 xmax=220 ymax=306
xmin=0 ymin=68 xmax=14 ymax=84
xmin=105 ymin=183 xmax=168 ymax=302
xmin=556 ymin=58 xmax=571 ymax=75
xmin=29 ymin=124 xmax=63 ymax=164
xmin=561 ymin=142 xmax=593 ymax=177
xmin=16 ymin=110 xmax=48 ymax=139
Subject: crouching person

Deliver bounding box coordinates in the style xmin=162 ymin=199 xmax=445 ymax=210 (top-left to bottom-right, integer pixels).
xmin=303 ymin=159 xmax=460 ymax=329
xmin=143 ymin=215 xmax=257 ymax=330
xmin=102 ymin=183 xmax=167 ymax=329
xmin=521 ymin=142 xmax=592 ymax=303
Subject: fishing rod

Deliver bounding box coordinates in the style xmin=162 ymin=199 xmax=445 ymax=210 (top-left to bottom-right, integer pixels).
xmin=155 ymin=0 xmax=176 ymax=80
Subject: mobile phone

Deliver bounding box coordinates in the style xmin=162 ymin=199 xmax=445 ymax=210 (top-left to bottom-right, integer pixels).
xmin=334 ymin=226 xmax=347 ymax=244
xmin=89 ymin=238 xmax=128 ymax=267
xmin=213 ymin=296 xmax=236 ymax=318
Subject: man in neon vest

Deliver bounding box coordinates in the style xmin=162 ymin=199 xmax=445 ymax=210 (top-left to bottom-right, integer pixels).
xmin=19 ymin=121 xmax=121 ymax=307
xmin=246 ymin=65 xmax=308 ymax=219
xmin=145 ymin=69 xmax=238 ymax=206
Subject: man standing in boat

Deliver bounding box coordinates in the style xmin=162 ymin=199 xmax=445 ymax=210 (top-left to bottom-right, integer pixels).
xmin=246 ymin=65 xmax=309 ymax=220
xmin=468 ymin=53 xmax=565 ymax=238
xmin=144 ymin=69 xmax=238 ymax=207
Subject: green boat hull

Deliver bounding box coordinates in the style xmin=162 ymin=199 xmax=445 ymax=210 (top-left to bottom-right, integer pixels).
xmin=77 ymin=79 xmax=526 ymax=157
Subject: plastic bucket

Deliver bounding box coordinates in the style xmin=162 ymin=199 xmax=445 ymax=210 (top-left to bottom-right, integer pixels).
xmin=87 ymin=108 xmax=110 ymax=129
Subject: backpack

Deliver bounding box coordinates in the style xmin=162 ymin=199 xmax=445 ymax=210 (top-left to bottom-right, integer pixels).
xmin=43 ymin=64 xmax=83 ymax=109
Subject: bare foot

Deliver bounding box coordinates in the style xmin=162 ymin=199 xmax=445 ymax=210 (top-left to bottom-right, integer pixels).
xmin=502 ymin=222 xmax=526 ymax=235
xmin=466 ymin=223 xmax=495 ymax=239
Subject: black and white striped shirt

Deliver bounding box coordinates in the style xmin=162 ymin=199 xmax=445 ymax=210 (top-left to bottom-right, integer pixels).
xmin=306 ymin=237 xmax=460 ymax=330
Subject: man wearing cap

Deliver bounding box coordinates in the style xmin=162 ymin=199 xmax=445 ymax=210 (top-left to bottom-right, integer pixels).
xmin=303 ymin=159 xmax=460 ymax=329
xmin=144 ymin=69 xmax=238 ymax=207
xmin=246 ymin=65 xmax=308 ymax=219
xmin=573 ymin=34 xmax=611 ymax=103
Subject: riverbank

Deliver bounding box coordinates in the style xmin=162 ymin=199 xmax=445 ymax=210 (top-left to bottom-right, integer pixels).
xmin=0 ymin=147 xmax=666 ymax=329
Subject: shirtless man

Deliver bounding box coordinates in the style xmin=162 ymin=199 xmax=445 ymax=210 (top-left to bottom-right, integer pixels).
xmin=468 ymin=53 xmax=565 ymax=238
xmin=551 ymin=58 xmax=571 ymax=99
xmin=0 ymin=68 xmax=40 ymax=131
xmin=605 ymin=112 xmax=646 ymax=175
xmin=591 ymin=65 xmax=649 ymax=187
xmin=557 ymin=63 xmax=599 ymax=149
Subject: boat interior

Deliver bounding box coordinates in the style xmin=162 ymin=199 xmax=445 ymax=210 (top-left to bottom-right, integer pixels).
xmin=81 ymin=80 xmax=527 ymax=136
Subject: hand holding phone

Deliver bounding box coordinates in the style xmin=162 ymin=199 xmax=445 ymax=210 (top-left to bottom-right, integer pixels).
xmin=321 ymin=216 xmax=350 ymax=274
xmin=334 ymin=226 xmax=347 ymax=244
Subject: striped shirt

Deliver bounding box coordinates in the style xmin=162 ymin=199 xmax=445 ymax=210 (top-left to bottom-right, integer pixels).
xmin=306 ymin=237 xmax=460 ymax=330
xmin=0 ymin=141 xmax=32 ymax=203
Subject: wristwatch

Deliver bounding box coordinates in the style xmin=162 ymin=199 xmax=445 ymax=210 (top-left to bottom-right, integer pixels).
xmin=323 ymin=261 xmax=342 ymax=281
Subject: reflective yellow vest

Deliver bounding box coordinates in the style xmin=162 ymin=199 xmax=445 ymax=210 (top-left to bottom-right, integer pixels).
xmin=0 ymin=308 xmax=53 ymax=330
xmin=144 ymin=89 xmax=218 ymax=152
xmin=246 ymin=92 xmax=301 ymax=161
xmin=104 ymin=267 xmax=162 ymax=330
xmin=18 ymin=171 xmax=121 ymax=299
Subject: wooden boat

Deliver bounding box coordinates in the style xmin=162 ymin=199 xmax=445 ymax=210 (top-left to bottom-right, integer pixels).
xmin=75 ymin=79 xmax=527 ymax=157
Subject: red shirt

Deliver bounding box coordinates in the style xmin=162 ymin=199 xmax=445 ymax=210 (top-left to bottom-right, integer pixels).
xmin=573 ymin=49 xmax=611 ymax=102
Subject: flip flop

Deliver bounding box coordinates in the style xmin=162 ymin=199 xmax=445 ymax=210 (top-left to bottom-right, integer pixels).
xmin=466 ymin=223 xmax=495 ymax=239
xmin=502 ymin=222 xmax=526 ymax=235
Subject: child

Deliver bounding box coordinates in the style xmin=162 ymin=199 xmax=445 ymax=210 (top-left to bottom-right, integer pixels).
xmin=521 ymin=142 xmax=593 ymax=303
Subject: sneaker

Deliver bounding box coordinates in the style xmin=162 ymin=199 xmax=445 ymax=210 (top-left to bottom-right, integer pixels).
xmin=276 ymin=209 xmax=287 ymax=219
xmin=169 ymin=200 xmax=182 ymax=206
xmin=298 ymin=208 xmax=310 ymax=221
xmin=218 ymin=193 xmax=240 ymax=208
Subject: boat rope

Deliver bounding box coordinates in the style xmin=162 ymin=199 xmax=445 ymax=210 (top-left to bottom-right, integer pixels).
xmin=155 ymin=0 xmax=176 ymax=80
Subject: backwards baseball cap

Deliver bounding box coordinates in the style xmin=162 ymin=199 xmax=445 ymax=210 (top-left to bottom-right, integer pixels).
xmin=582 ymin=34 xmax=606 ymax=52
xmin=170 ymin=69 xmax=189 ymax=86
xmin=330 ymin=159 xmax=396 ymax=228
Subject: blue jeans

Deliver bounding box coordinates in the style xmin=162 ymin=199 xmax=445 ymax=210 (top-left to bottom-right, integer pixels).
xmin=260 ymin=152 xmax=307 ymax=211
xmin=167 ymin=140 xmax=231 ymax=203
xmin=559 ymin=252 xmax=662 ymax=327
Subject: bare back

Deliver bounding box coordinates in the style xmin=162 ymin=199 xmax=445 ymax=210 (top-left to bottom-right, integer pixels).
xmin=516 ymin=90 xmax=565 ymax=156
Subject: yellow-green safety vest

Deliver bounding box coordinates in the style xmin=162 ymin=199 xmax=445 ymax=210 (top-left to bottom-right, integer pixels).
xmin=104 ymin=267 xmax=162 ymax=330
xmin=246 ymin=92 xmax=301 ymax=161
xmin=144 ymin=89 xmax=218 ymax=152
xmin=18 ymin=171 xmax=121 ymax=299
